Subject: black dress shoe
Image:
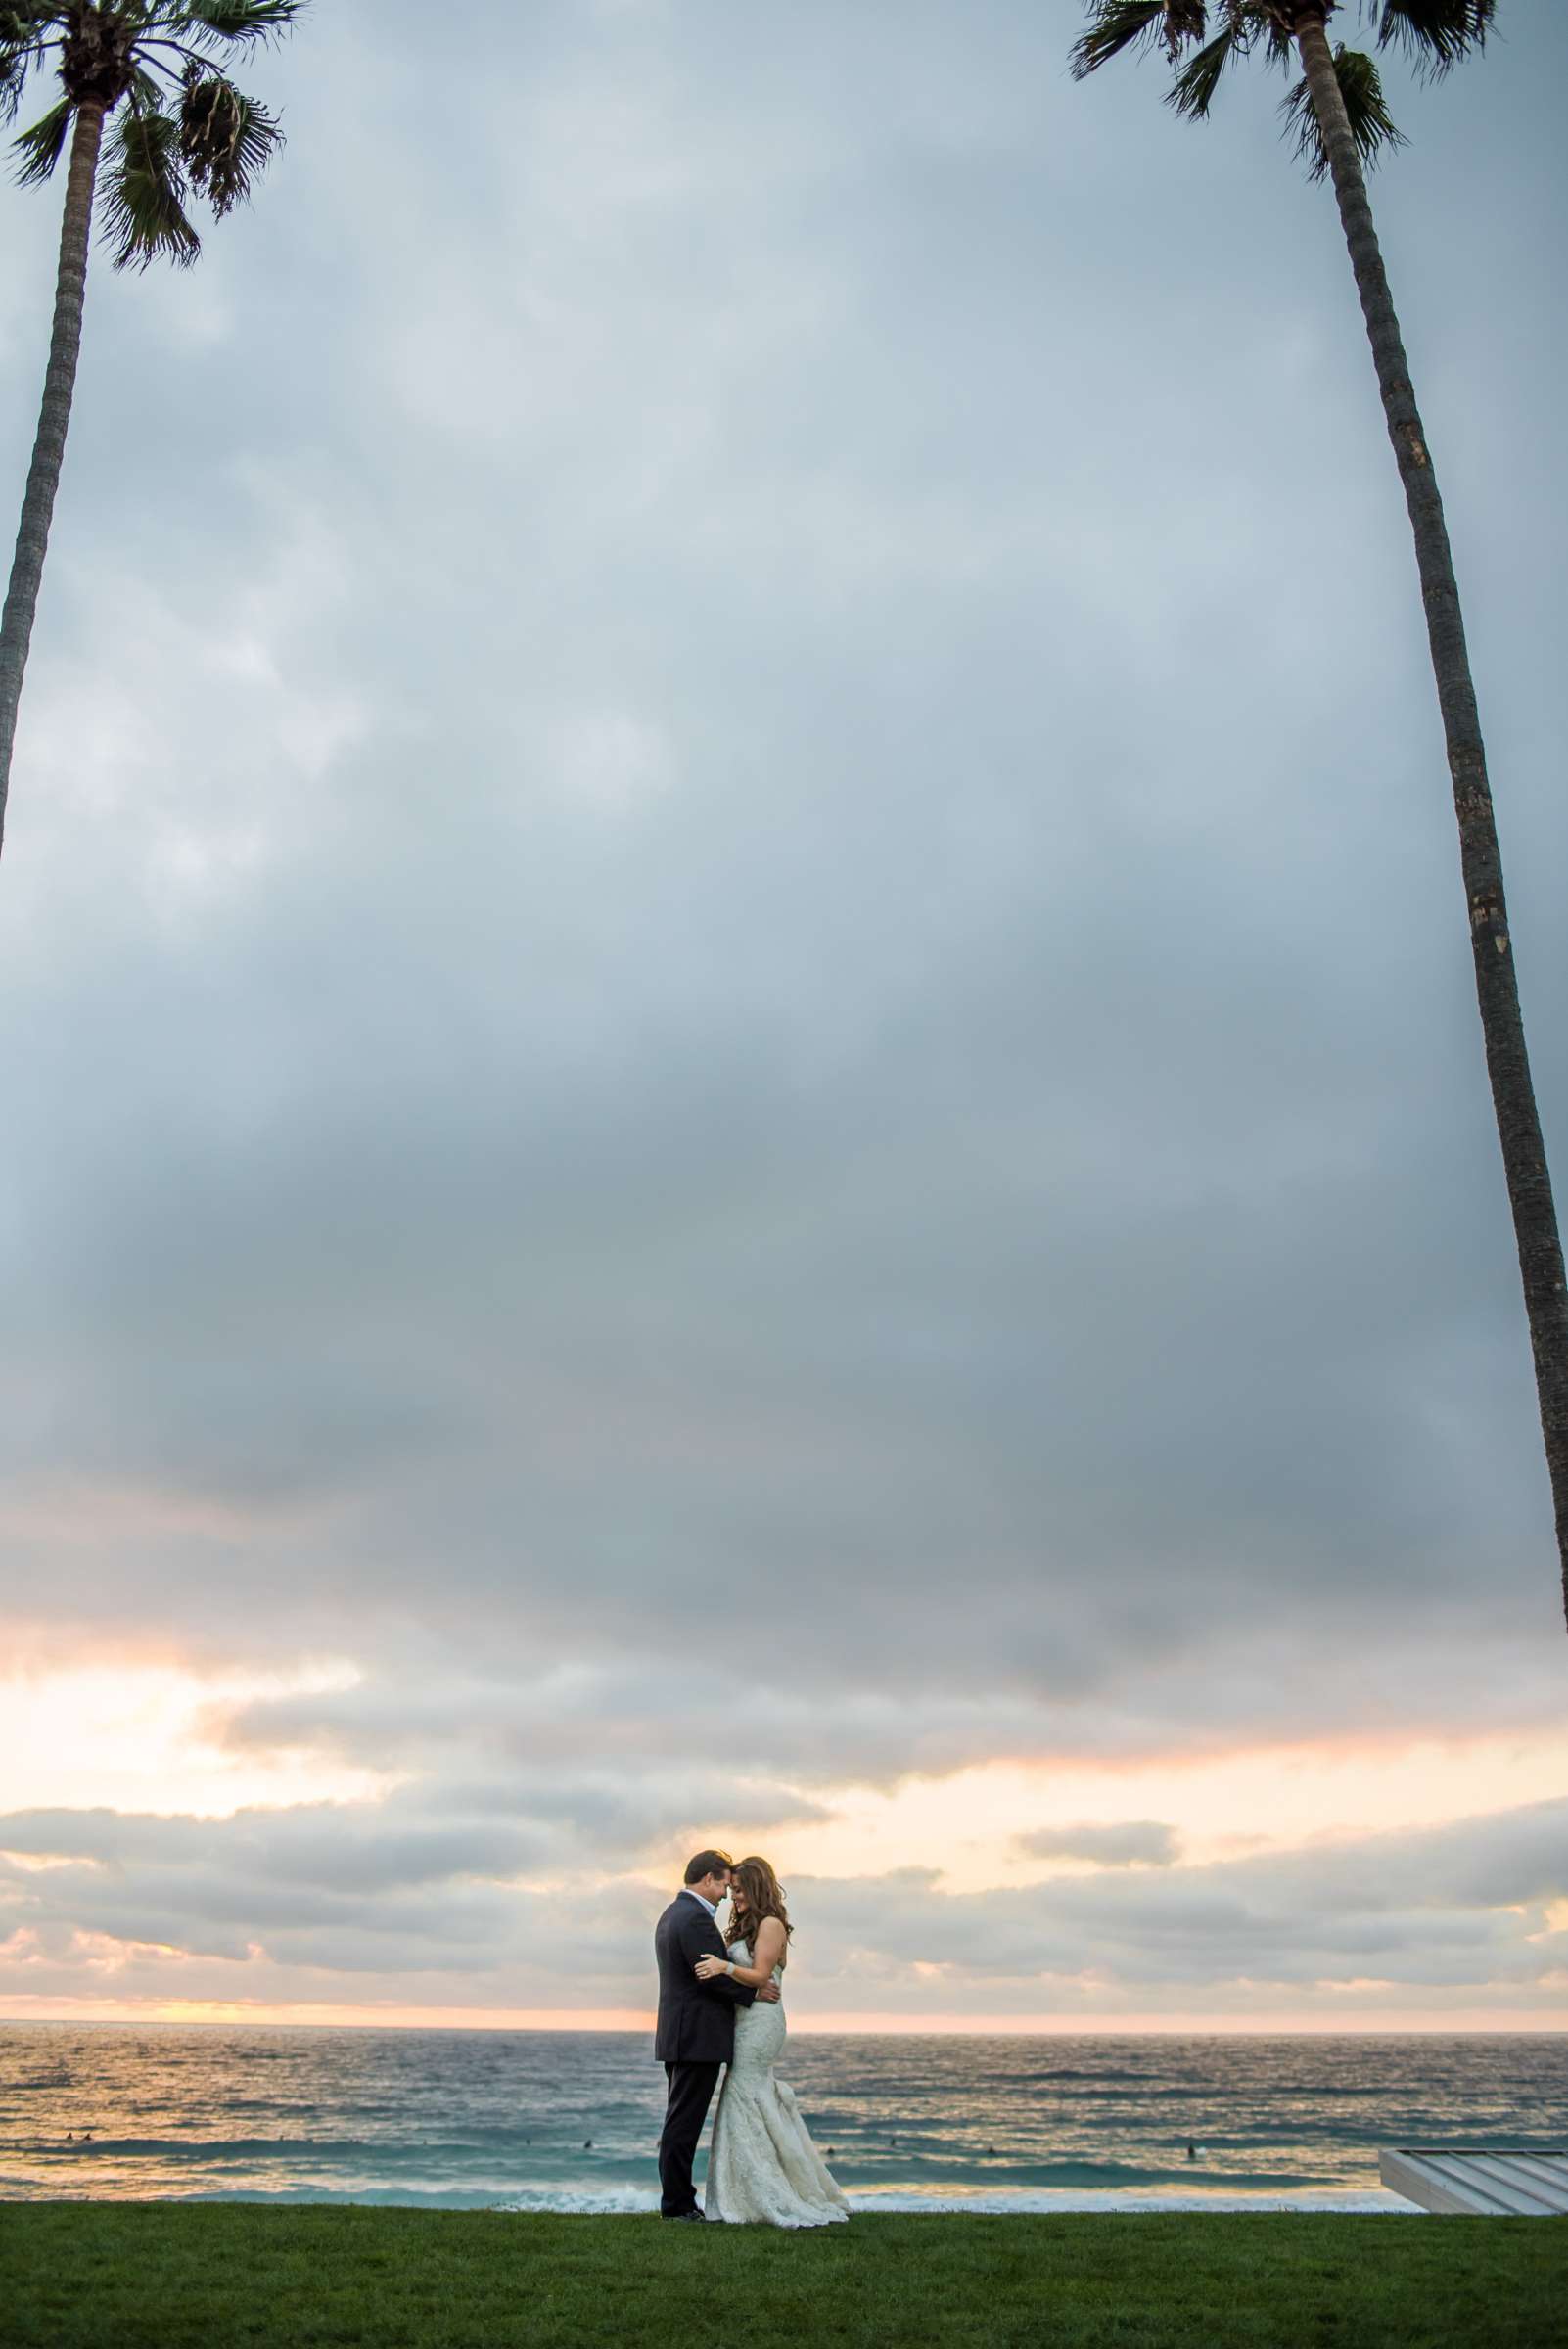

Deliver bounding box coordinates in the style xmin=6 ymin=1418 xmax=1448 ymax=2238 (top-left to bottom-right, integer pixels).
xmin=663 ymin=2207 xmax=706 ymax=2222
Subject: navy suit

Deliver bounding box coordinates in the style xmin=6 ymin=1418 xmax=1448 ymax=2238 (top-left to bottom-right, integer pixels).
xmin=654 ymin=1891 xmax=757 ymax=2217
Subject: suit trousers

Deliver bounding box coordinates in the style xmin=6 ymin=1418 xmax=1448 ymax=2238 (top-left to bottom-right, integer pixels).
xmin=659 ymin=2059 xmax=722 ymax=2216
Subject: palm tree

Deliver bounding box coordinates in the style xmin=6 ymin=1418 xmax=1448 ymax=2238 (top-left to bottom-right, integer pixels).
xmin=0 ymin=2 xmax=304 ymax=863
xmin=1071 ymin=3 xmax=1568 ymax=1635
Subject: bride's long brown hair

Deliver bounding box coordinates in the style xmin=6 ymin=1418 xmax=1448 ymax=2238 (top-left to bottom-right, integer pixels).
xmin=726 ymin=1855 xmax=792 ymax=1953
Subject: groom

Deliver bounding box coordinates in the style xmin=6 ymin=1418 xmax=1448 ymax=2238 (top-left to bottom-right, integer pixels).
xmin=654 ymin=1847 xmax=780 ymax=2221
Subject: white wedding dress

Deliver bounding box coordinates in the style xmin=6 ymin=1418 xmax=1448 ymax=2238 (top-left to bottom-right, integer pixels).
xmin=705 ymin=1942 xmax=849 ymax=2228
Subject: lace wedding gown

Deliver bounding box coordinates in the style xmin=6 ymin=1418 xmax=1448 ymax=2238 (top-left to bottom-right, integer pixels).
xmin=705 ymin=1942 xmax=849 ymax=2228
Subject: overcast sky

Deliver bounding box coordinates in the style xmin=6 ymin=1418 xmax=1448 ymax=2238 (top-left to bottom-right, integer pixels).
xmin=1 ymin=0 xmax=1565 ymax=2033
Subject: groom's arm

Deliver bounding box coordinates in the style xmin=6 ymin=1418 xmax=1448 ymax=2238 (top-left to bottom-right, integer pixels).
xmin=677 ymin=1908 xmax=759 ymax=2008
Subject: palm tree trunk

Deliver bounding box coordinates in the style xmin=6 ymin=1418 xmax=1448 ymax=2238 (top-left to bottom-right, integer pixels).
xmin=0 ymin=98 xmax=106 ymax=864
xmin=1294 ymin=5 xmax=1568 ymax=1633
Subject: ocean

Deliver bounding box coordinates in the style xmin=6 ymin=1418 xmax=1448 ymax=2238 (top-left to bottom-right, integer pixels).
xmin=2 ymin=2025 xmax=1563 ymax=2213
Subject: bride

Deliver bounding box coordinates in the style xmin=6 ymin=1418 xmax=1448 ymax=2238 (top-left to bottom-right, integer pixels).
xmin=692 ymin=1855 xmax=849 ymax=2228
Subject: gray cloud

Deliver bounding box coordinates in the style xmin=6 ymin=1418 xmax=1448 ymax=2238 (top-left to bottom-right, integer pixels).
xmin=1 ymin=1 xmax=1566 ymax=2015
xmin=1016 ymin=1821 xmax=1180 ymax=1867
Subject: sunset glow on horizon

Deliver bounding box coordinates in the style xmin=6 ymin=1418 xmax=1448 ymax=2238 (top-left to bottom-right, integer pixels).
xmin=3 ymin=1648 xmax=1564 ymax=2033
xmin=5 ymin=1999 xmax=1566 ymax=2036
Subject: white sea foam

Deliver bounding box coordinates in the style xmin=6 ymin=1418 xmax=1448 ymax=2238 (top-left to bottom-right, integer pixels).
xmin=489 ymin=2184 xmax=1417 ymax=2217
xmin=844 ymin=2187 xmax=1416 ymax=2215
xmin=493 ymin=2185 xmax=661 ymax=2215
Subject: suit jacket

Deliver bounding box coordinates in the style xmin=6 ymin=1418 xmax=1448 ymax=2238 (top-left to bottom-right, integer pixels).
xmin=654 ymin=1892 xmax=757 ymax=2063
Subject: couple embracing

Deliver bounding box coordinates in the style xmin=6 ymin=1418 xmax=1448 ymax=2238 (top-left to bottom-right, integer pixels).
xmin=654 ymin=1849 xmax=849 ymax=2228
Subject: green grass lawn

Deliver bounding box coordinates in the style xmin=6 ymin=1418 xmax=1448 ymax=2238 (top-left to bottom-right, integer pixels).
xmin=2 ymin=2206 xmax=1565 ymax=2349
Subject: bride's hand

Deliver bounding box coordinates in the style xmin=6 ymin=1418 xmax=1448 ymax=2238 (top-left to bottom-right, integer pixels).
xmin=694 ymin=1956 xmax=727 ymax=1980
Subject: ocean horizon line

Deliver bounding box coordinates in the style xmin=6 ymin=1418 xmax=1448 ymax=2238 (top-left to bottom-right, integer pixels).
xmin=3 ymin=2009 xmax=1563 ymax=2038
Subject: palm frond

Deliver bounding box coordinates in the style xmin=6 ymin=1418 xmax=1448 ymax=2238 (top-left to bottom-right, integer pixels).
xmin=1367 ymin=1 xmax=1496 ymax=76
xmin=1072 ymin=2 xmax=1194 ymax=81
xmin=0 ymin=52 xmax=30 ymax=134
xmin=13 ymin=92 xmax=71 ymax=185
xmin=100 ymin=97 xmax=201 ymax=268
xmin=0 ymin=7 xmax=52 ymax=130
xmin=1282 ymin=44 xmax=1407 ymax=183
xmin=166 ymin=0 xmax=307 ymax=51
xmin=0 ymin=2 xmax=58 ymax=44
xmin=1259 ymin=14 xmax=1295 ymax=69
xmin=179 ymin=65 xmax=281 ymax=214
xmin=1167 ymin=24 xmax=1240 ymax=121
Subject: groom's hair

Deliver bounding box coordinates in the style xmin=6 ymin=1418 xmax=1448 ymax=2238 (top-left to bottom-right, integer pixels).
xmin=683 ymin=1849 xmax=733 ymax=1885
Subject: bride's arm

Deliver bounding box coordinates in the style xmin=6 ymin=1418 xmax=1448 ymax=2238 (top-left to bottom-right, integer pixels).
xmin=695 ymin=1915 xmax=786 ymax=1987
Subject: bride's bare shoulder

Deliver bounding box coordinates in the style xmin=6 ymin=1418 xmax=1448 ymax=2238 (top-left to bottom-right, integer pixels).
xmin=754 ymin=1914 xmax=788 ymax=1962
